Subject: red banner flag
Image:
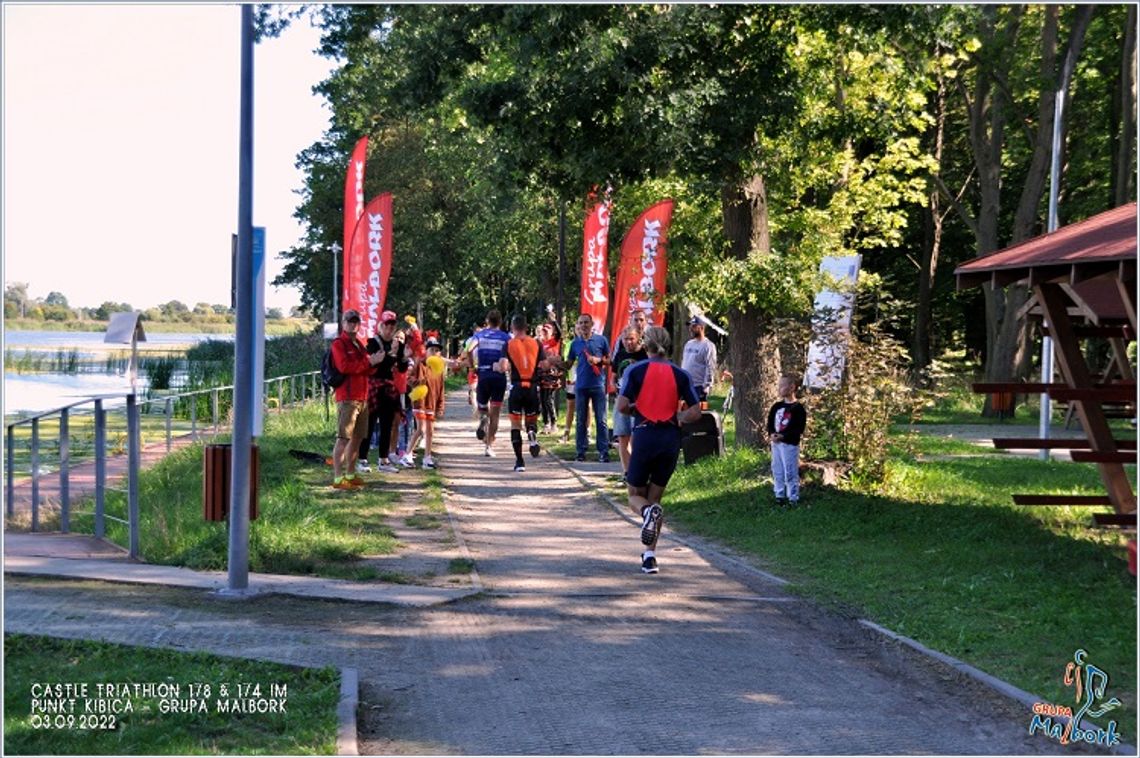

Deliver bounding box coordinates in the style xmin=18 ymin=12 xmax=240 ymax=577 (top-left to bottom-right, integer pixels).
xmin=343 ymin=136 xmax=368 ymax=265
xmin=610 ymin=199 xmax=674 ymax=334
xmin=578 ymin=189 xmax=612 ymax=335
xmin=344 ymin=193 xmax=393 ymax=337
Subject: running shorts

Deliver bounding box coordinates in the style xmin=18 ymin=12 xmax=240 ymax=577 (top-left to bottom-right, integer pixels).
xmin=507 ymin=385 xmax=541 ymax=419
xmin=476 ymin=372 xmax=507 ymax=407
xmin=626 ymin=423 xmax=683 ymax=489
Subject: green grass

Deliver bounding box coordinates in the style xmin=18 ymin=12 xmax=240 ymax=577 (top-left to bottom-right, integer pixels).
xmin=4 ymin=633 xmax=339 ymax=755
xmin=69 ymin=402 xmax=401 ymax=578
xmin=448 ymin=557 xmax=475 ymax=574
xmin=405 ymin=514 xmax=442 ymax=529
xmin=422 ymin=470 xmax=446 ymax=513
xmin=905 ymin=371 xmax=1136 ymax=429
xmin=889 ymin=428 xmax=1000 ymax=457
xmin=660 ymin=442 xmax=1136 ymax=734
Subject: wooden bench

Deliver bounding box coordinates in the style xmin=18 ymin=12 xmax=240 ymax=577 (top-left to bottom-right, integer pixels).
xmin=971 ymin=382 xmax=1135 ymax=395
xmin=1047 ymin=387 xmax=1136 ymax=403
xmin=1069 ymin=451 xmax=1137 ymax=464
xmin=992 ymin=438 xmax=1137 ymax=450
xmin=1092 ymin=513 xmax=1137 ymax=530
xmin=1012 ymin=494 xmax=1113 ymax=506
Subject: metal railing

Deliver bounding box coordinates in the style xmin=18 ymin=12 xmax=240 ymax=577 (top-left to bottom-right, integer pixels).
xmin=4 ymin=370 xmax=324 ymax=559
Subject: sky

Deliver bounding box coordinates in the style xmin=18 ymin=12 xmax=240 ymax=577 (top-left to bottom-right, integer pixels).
xmin=3 ymin=3 xmax=337 ymax=313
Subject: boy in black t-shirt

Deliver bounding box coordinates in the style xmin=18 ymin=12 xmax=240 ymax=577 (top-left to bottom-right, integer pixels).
xmin=766 ymin=375 xmax=807 ymax=508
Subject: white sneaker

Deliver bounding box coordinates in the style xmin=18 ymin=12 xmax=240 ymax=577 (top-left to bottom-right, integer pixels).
xmin=484 ymin=445 xmax=495 ymax=458
xmin=398 ymin=454 xmax=415 ymax=468
xmin=356 ymin=461 xmax=372 ymax=473
xmin=422 ymin=455 xmax=436 ymax=469
xmin=375 ymin=460 xmax=399 ymax=473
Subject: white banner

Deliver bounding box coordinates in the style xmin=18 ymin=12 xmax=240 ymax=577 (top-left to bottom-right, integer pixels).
xmin=803 ymin=255 xmax=861 ymax=390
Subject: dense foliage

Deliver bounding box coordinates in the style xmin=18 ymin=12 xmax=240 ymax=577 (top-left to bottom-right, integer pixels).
xmin=266 ymin=4 xmax=1135 ymax=435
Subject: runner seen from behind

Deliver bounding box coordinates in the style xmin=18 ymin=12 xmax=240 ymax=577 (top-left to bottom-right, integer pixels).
xmin=497 ymin=314 xmax=551 ymax=472
xmin=615 ymin=325 xmax=702 ymax=574
xmin=471 ymin=310 xmax=511 ymax=457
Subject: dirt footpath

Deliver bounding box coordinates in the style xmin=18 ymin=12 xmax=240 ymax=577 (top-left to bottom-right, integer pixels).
xmin=3 ymin=392 xmax=1080 ymax=755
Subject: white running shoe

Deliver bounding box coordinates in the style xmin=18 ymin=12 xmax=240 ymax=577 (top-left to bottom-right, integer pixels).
xmin=375 ymin=460 xmax=399 ymax=473
xmin=398 ymin=454 xmax=415 ymax=468
xmin=484 ymin=445 xmax=495 ymax=458
xmin=422 ymin=455 xmax=436 ymax=469
xmin=356 ymin=461 xmax=372 ymax=473
xmin=640 ymin=504 xmax=663 ymax=546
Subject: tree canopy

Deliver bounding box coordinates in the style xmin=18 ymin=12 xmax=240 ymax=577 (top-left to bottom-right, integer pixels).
xmin=270 ymin=3 xmax=1135 ymax=434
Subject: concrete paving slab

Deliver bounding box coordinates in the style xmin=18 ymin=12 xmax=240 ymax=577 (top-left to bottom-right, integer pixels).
xmin=4 ymin=552 xmax=478 ymax=607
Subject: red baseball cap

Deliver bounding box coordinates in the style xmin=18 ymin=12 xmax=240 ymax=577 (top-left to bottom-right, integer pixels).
xmin=380 ymin=310 xmax=398 ymax=323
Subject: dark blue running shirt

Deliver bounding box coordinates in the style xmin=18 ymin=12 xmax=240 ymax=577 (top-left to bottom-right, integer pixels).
xmin=473 ymin=327 xmax=511 ymax=374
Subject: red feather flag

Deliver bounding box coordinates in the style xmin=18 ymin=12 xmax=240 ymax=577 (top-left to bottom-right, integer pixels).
xmin=610 ymin=199 xmax=674 ymax=333
xmin=578 ymin=188 xmax=613 ymax=335
xmin=343 ymin=136 xmax=368 ymax=258
xmin=344 ymin=193 xmax=393 ymax=337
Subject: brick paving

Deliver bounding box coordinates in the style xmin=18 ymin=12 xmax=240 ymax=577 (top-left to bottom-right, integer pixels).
xmin=4 ymin=392 xmax=1077 ymax=754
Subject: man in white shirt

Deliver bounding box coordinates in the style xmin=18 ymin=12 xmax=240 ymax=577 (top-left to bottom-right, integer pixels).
xmin=681 ymin=316 xmax=717 ymax=405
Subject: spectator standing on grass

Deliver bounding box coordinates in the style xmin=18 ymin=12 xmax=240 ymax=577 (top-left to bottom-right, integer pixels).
xmin=611 ymin=325 xmax=648 ymax=484
xmin=681 ymin=316 xmax=718 ymax=406
xmin=537 ymin=321 xmax=563 ymax=434
xmin=766 ymin=374 xmax=807 ymax=508
xmin=407 ymin=335 xmax=447 ymax=469
xmin=616 ymin=325 xmax=702 ymax=574
xmin=608 ymin=308 xmax=650 ymax=443
xmin=331 ymin=309 xmax=383 ymax=489
xmin=565 ymin=313 xmax=611 ymax=463
xmin=610 ymin=308 xmax=649 ymax=362
xmin=457 ymin=327 xmax=481 ymax=416
xmin=392 ymin=332 xmax=415 ymax=468
xmin=360 ymin=310 xmax=409 ymax=473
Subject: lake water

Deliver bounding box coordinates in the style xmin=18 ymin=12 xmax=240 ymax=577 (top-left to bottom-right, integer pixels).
xmin=3 ymin=330 xmax=233 ymax=415
xmin=4 ymin=330 xmax=233 ymax=351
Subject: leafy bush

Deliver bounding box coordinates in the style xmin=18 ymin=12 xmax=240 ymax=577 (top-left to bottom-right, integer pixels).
xmin=802 ymin=317 xmax=921 ymax=486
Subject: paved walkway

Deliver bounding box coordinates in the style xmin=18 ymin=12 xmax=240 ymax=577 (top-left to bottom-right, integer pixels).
xmin=6 ymin=429 xmax=203 ymax=521
xmin=3 ymin=392 xmax=1094 ymax=755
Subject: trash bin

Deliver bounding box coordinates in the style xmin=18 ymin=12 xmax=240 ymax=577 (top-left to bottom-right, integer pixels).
xmin=203 ymin=444 xmax=259 ymax=521
xmin=990 ymin=391 xmax=1014 ymax=420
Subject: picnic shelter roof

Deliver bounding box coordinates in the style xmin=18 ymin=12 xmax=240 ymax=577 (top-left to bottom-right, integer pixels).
xmin=955 ymin=202 xmax=1137 ymax=290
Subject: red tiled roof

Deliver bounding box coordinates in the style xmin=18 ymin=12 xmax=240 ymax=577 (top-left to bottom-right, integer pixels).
xmin=955 ymin=203 xmax=1137 ymax=289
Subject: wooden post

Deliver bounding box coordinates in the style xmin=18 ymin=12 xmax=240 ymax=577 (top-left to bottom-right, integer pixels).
xmin=1036 ymin=283 xmax=1136 ymax=513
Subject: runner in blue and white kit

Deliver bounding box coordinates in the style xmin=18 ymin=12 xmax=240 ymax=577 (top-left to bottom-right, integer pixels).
xmin=471 ymin=309 xmax=511 ymax=457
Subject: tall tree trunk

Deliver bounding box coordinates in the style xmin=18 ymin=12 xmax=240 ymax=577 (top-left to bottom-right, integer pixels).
xmin=977 ymin=7 xmax=1094 ymax=411
xmin=721 ymin=175 xmax=778 ymax=448
xmin=914 ymin=68 xmax=948 ymax=380
xmin=1115 ymin=5 xmax=1137 ymax=206
xmin=966 ymin=6 xmax=1020 ymax=414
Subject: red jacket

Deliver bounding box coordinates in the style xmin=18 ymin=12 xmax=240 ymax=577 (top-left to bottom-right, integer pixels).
xmin=331 ymin=332 xmax=373 ymax=402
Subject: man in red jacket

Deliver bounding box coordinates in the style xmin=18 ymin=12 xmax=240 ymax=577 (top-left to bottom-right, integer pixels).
xmin=331 ymin=309 xmax=383 ymax=488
